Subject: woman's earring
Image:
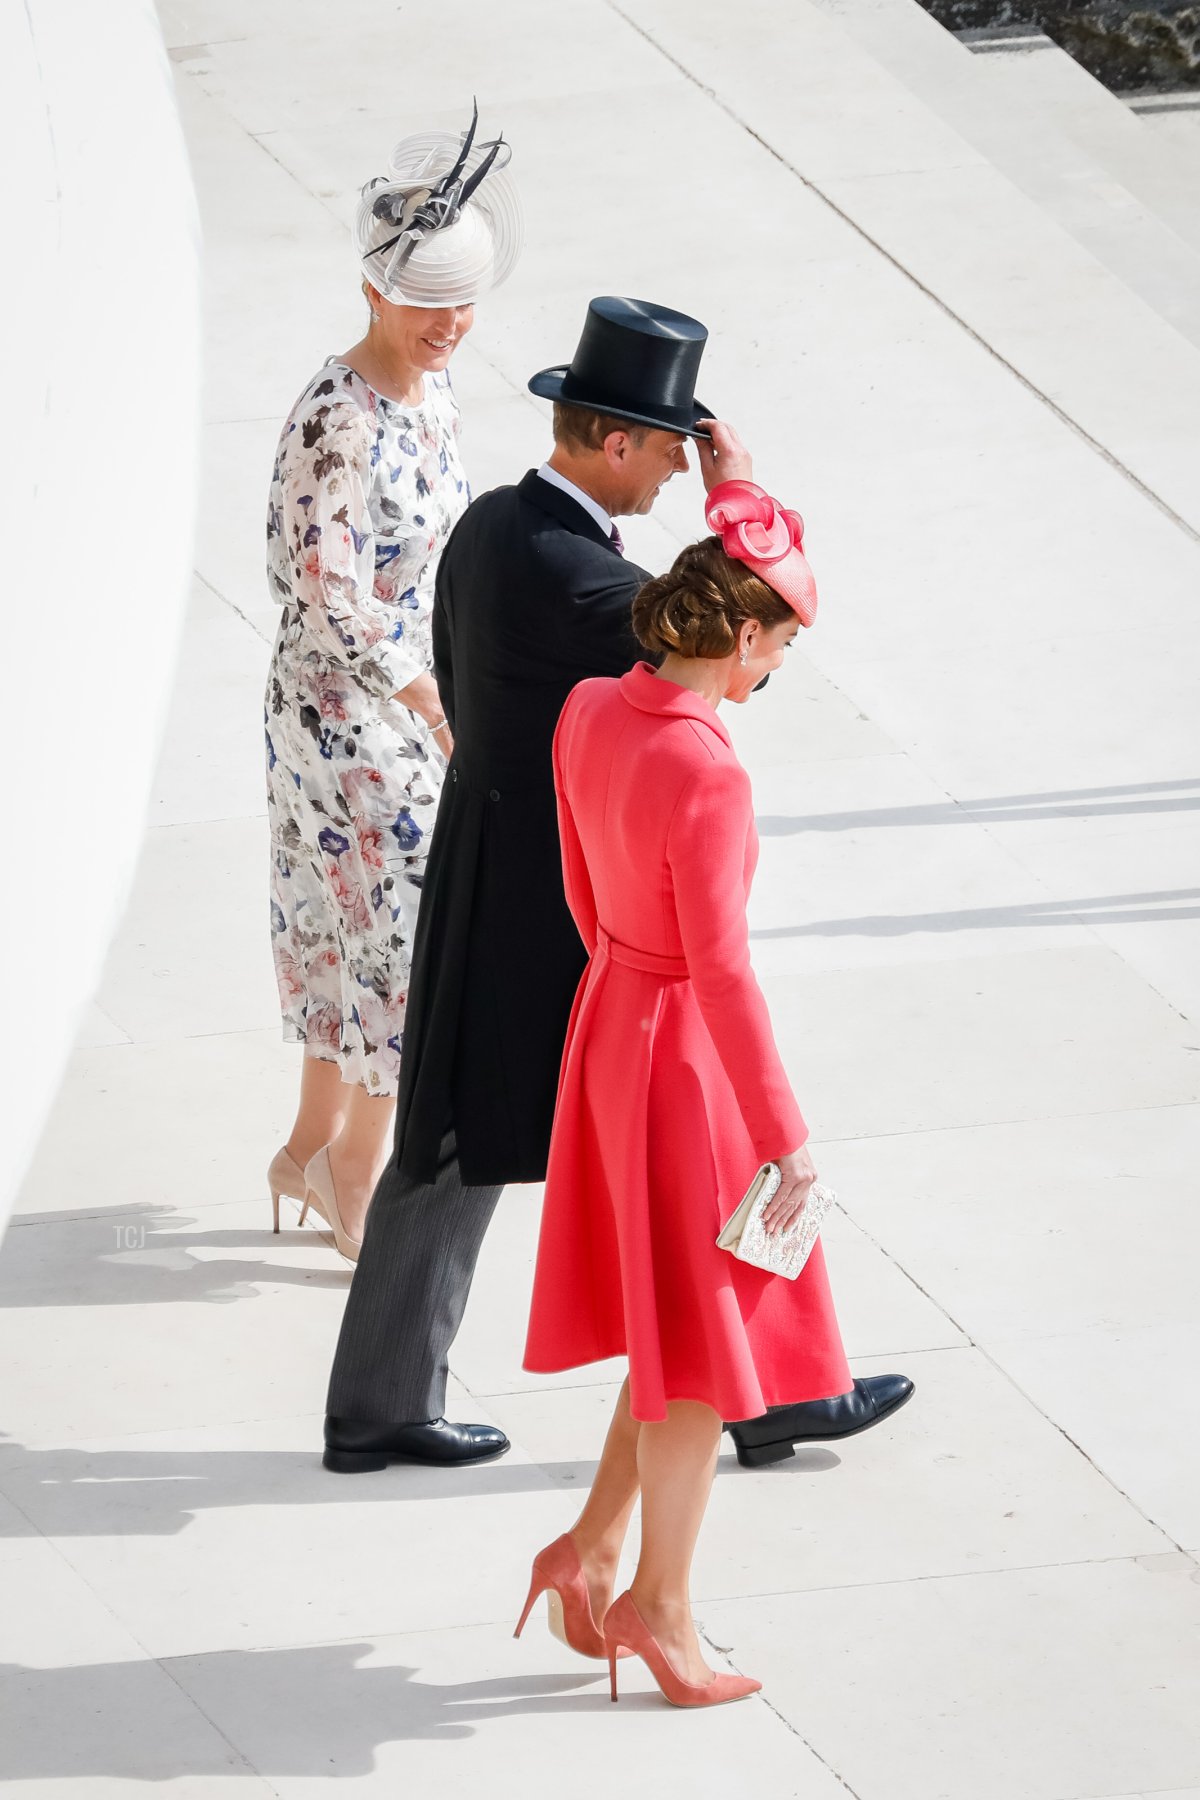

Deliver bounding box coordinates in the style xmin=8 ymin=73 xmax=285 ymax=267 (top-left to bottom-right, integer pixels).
xmin=739 ymin=648 xmax=749 ymax=666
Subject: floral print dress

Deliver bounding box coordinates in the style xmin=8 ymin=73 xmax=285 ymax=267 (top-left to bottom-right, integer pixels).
xmin=264 ymin=361 xmax=468 ymax=1094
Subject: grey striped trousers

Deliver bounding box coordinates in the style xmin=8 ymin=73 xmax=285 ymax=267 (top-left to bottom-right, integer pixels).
xmin=324 ymin=1128 xmax=504 ymax=1425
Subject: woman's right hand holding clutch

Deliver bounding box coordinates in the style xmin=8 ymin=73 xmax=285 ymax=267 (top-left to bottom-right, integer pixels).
xmin=760 ymin=1145 xmax=819 ymax=1237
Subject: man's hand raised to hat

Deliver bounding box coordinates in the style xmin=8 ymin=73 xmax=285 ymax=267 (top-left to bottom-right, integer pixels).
xmin=695 ymin=419 xmax=753 ymax=494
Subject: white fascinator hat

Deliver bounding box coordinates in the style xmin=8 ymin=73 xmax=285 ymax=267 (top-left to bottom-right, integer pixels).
xmin=355 ymin=101 xmax=523 ymax=307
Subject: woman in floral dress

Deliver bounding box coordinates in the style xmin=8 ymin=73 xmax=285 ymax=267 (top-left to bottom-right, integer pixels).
xmin=264 ymin=114 xmax=522 ymax=1257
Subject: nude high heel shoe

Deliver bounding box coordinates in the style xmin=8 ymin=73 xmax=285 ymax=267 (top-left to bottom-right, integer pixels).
xmin=603 ymin=1591 xmax=761 ymax=1708
xmin=513 ymin=1534 xmax=628 ymax=1662
xmin=301 ymin=1148 xmax=361 ymax=1263
xmin=267 ymin=1147 xmax=307 ymax=1233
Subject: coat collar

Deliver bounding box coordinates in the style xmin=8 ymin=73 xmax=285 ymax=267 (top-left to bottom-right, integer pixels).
xmin=518 ymin=468 xmax=615 ymax=551
xmin=619 ymin=661 xmax=733 ymax=749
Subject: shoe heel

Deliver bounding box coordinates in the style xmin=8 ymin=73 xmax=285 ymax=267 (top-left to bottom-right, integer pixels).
xmin=322 ymin=1445 xmax=388 ymax=1474
xmin=735 ymin=1437 xmax=796 ymax=1469
xmin=298 ymin=1191 xmax=311 ymax=1227
xmin=513 ymin=1573 xmax=547 ymax=1639
xmin=267 ymin=1148 xmax=306 ymax=1233
xmin=608 ymin=1642 xmax=620 ymax=1702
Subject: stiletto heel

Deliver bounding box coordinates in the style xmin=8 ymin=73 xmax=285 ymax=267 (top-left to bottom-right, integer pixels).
xmin=513 ymin=1572 xmax=547 ymax=1640
xmin=267 ymin=1147 xmax=306 ymax=1233
xmin=512 ymin=1534 xmax=622 ymax=1661
xmin=602 ymin=1591 xmax=761 ymax=1708
xmin=301 ymin=1148 xmax=361 ymax=1264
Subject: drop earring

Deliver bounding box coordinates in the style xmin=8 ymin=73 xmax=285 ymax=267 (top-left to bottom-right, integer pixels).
xmin=739 ymin=648 xmax=749 ymax=666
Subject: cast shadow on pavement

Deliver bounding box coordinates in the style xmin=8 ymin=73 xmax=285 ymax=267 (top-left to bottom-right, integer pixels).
xmin=756 ymin=774 xmax=1200 ymax=835
xmin=0 ymin=1441 xmax=841 ymax=1537
xmin=0 ymin=1650 xmax=621 ymax=1782
xmin=0 ymin=1203 xmax=353 ymax=1308
xmin=750 ymin=885 xmax=1200 ymax=941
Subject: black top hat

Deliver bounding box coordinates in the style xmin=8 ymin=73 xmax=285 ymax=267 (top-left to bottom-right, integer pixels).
xmin=528 ymin=296 xmax=713 ymax=439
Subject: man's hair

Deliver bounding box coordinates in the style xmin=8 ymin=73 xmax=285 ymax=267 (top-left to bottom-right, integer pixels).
xmin=552 ymin=402 xmax=651 ymax=453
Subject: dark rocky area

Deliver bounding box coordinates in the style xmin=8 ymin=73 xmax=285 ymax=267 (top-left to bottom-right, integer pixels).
xmin=915 ymin=0 xmax=1200 ymax=89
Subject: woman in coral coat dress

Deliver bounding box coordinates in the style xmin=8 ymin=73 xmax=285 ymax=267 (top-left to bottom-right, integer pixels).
xmin=517 ymin=481 xmax=853 ymax=1708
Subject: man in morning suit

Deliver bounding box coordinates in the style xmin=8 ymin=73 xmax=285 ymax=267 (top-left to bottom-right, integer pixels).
xmin=323 ymin=298 xmax=913 ymax=1472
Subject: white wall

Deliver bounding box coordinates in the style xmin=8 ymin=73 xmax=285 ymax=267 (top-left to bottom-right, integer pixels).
xmin=0 ymin=0 xmax=200 ymax=1220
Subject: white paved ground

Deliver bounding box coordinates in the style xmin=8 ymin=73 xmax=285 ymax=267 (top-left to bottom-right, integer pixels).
xmin=4 ymin=2 xmax=1199 ymax=1794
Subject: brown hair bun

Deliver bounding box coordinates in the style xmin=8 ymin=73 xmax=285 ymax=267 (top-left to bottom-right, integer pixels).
xmin=632 ymin=535 xmax=793 ymax=660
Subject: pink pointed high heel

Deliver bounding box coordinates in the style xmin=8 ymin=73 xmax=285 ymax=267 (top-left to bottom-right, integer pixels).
xmin=267 ymin=1147 xmax=307 ymax=1232
xmin=301 ymin=1148 xmax=361 ymax=1263
xmin=603 ymin=1591 xmax=761 ymax=1708
xmin=514 ymin=1534 xmax=626 ymax=1662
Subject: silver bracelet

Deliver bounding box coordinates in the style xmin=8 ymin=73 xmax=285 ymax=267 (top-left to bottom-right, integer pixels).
xmin=428 ymin=715 xmax=448 ymax=731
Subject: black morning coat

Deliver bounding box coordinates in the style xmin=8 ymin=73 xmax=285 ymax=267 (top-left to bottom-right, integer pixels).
xmin=393 ymin=469 xmax=651 ymax=1187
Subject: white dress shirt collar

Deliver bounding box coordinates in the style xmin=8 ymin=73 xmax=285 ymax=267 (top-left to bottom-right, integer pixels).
xmin=536 ymin=462 xmax=614 ymax=539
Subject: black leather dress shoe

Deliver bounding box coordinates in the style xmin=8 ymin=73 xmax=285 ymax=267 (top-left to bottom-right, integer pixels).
xmin=726 ymin=1374 xmax=915 ymax=1469
xmin=323 ymin=1415 xmax=510 ymax=1473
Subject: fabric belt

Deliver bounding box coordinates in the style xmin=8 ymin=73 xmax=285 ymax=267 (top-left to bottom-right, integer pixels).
xmin=595 ymin=925 xmax=688 ymax=981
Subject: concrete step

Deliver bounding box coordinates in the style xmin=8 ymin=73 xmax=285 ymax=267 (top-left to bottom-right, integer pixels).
xmin=806 ymin=0 xmax=1200 ymax=347
xmin=629 ymin=0 xmax=1200 ymax=536
xmin=975 ymin=30 xmax=1200 ymax=254
xmin=1135 ymin=96 xmax=1200 ymax=165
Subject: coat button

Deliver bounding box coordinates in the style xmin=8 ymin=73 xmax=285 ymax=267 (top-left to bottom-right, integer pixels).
xmin=489 ymin=789 xmax=500 ymax=802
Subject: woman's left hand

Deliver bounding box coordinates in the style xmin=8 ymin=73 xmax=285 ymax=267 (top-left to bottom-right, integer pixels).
xmin=761 ymin=1145 xmax=818 ymax=1237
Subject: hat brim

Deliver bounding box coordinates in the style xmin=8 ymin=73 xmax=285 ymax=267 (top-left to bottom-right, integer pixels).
xmin=527 ymin=366 xmax=713 ymax=439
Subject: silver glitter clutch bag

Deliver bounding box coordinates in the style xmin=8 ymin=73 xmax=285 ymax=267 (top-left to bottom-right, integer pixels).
xmin=716 ymin=1163 xmax=834 ymax=1280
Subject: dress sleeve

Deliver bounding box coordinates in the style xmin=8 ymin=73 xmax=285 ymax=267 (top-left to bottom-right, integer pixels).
xmin=279 ymin=398 xmax=424 ymax=700
xmin=667 ymin=753 xmax=807 ymax=1160
xmin=553 ymin=705 xmax=599 ymax=955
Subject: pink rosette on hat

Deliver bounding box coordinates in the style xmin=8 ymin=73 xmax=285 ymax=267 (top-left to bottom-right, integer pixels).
xmin=704 ymin=479 xmax=818 ymax=627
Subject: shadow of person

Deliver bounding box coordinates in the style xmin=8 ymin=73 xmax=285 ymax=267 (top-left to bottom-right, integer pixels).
xmin=0 ymin=1201 xmax=353 ymax=1308
xmin=0 ymin=1440 xmax=841 ymax=1538
xmin=0 ymin=1644 xmax=616 ymax=1782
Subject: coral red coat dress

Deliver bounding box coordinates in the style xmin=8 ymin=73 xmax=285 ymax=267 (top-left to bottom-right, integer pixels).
xmin=523 ymin=663 xmax=852 ymax=1423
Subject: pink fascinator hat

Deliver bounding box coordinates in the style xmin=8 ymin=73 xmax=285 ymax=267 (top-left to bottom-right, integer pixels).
xmin=704 ymin=480 xmax=818 ymax=628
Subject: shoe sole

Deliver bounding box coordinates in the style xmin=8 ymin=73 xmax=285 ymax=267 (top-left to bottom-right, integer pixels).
xmin=322 ymin=1442 xmax=511 ymax=1474
xmin=731 ymin=1384 xmax=915 ymax=1469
